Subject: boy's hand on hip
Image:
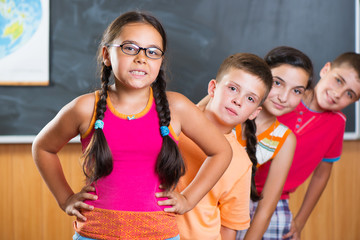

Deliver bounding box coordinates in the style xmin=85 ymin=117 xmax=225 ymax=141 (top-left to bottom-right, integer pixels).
xmin=156 ymin=188 xmax=191 ymax=215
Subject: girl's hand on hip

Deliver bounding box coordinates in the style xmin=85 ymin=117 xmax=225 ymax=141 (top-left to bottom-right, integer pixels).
xmin=283 ymin=219 xmax=301 ymax=240
xmin=63 ymin=185 xmax=98 ymax=221
xmin=156 ymin=189 xmax=191 ymax=215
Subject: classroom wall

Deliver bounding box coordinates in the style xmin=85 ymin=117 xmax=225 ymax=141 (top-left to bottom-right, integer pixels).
xmin=0 ymin=141 xmax=359 ymax=240
xmin=1 ymin=0 xmax=358 ymax=139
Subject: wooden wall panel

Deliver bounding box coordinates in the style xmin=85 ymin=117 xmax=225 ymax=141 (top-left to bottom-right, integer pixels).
xmin=0 ymin=141 xmax=359 ymax=239
xmin=0 ymin=144 xmax=83 ymax=240
xmin=12 ymin=145 xmax=42 ymax=240
xmin=333 ymin=141 xmax=360 ymax=239
xmin=289 ymin=140 xmax=360 ymax=240
xmin=0 ymin=145 xmax=14 ymax=240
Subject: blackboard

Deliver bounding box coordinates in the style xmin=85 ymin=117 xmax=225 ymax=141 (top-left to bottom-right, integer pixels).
xmin=0 ymin=0 xmax=358 ymax=142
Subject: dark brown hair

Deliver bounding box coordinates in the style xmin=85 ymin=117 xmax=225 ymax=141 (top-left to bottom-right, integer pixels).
xmin=82 ymin=11 xmax=185 ymax=190
xmin=216 ymin=53 xmax=273 ymax=201
xmin=265 ymin=46 xmax=314 ymax=90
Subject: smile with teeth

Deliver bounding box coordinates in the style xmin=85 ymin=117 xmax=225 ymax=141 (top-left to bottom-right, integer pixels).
xmin=130 ymin=70 xmax=146 ymax=76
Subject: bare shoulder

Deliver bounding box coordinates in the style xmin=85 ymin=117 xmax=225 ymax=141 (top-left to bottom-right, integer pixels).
xmin=285 ymin=131 xmax=296 ymax=146
xmin=166 ymin=91 xmax=199 ymax=120
xmin=166 ymin=91 xmax=195 ymax=111
xmin=275 ymin=131 xmax=297 ymax=164
xmin=68 ymin=92 xmax=96 ymax=117
xmin=166 ymin=91 xmax=202 ymax=135
xmin=65 ymin=92 xmax=97 ymax=134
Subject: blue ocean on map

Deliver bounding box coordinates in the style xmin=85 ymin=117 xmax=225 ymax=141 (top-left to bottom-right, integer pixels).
xmin=0 ymin=0 xmax=43 ymax=58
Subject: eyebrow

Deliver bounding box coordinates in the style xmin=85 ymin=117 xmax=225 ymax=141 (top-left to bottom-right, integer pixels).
xmin=336 ymin=74 xmax=359 ymax=98
xmin=121 ymin=40 xmax=162 ymax=49
xmin=273 ymin=76 xmax=306 ymax=89
xmin=230 ymin=81 xmax=260 ymax=99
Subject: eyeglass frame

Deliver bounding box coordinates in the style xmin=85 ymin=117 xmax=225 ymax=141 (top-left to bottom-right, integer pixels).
xmin=106 ymin=43 xmax=164 ymax=59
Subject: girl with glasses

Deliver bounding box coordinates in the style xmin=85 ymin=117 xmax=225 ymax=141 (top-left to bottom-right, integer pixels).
xmin=32 ymin=11 xmax=232 ymax=240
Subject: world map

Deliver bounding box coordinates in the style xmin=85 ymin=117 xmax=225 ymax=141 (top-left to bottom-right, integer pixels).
xmin=0 ymin=0 xmax=42 ymax=59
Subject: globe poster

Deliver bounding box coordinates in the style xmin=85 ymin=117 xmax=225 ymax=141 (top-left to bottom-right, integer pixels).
xmin=0 ymin=0 xmax=49 ymax=85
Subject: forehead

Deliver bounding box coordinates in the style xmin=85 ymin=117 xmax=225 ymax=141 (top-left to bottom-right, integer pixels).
xmin=220 ymin=68 xmax=267 ymax=97
xmin=116 ymin=23 xmax=163 ymax=47
xmin=271 ymin=64 xmax=309 ymax=88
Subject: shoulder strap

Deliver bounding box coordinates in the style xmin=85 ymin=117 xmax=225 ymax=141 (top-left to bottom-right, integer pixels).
xmin=81 ymin=91 xmax=100 ymax=139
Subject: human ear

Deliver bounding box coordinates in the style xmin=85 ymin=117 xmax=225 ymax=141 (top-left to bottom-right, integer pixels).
xmin=102 ymin=46 xmax=111 ymax=66
xmin=248 ymin=106 xmax=262 ymax=120
xmin=207 ymin=79 xmax=217 ymax=97
xmin=319 ymin=62 xmax=331 ymax=78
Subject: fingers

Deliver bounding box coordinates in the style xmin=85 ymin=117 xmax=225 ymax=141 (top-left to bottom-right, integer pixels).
xmin=77 ymin=185 xmax=98 ymax=201
xmin=163 ymin=206 xmax=177 ymax=213
xmin=82 ymin=192 xmax=98 ymax=201
xmin=156 ymin=190 xmax=190 ymax=215
xmin=65 ymin=201 xmax=95 ymax=221
xmin=63 ymin=186 xmax=98 ymax=221
xmin=282 ymin=229 xmax=295 ymax=239
xmin=81 ymin=185 xmax=96 ymax=193
xmin=74 ymin=201 xmax=94 ymax=211
xmin=156 ymin=191 xmax=174 ymax=206
xmin=69 ymin=208 xmax=87 ymax=222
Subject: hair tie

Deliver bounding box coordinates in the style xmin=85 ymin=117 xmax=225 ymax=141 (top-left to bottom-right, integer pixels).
xmin=160 ymin=126 xmax=169 ymax=137
xmin=94 ymin=120 xmax=104 ymax=130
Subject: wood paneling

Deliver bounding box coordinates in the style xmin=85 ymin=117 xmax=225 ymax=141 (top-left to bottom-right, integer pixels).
xmin=0 ymin=144 xmax=83 ymax=240
xmin=0 ymin=141 xmax=359 ymax=239
xmin=289 ymin=140 xmax=360 ymax=240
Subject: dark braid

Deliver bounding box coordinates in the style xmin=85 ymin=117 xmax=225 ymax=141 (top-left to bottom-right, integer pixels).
xmin=152 ymin=68 xmax=185 ymax=190
xmin=82 ymin=64 xmax=113 ymax=183
xmin=244 ymin=119 xmax=262 ymax=202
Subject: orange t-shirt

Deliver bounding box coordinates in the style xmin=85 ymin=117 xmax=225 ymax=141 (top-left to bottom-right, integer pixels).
xmin=176 ymin=132 xmax=251 ymax=240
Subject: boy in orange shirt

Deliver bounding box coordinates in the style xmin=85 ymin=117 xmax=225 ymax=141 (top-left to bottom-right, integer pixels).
xmin=174 ymin=53 xmax=273 ymax=240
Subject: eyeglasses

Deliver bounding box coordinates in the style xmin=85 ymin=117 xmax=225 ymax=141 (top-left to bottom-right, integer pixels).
xmin=106 ymin=43 xmax=164 ymax=59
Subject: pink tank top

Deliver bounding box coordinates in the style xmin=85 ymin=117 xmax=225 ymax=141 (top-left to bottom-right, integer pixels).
xmin=81 ymin=90 xmax=178 ymax=212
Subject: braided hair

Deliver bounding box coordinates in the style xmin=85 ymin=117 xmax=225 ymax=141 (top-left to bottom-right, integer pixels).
xmin=82 ymin=11 xmax=185 ymax=189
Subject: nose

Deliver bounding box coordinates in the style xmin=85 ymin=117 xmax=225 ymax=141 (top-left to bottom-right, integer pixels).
xmin=232 ymin=97 xmax=242 ymax=107
xmin=333 ymin=88 xmax=342 ymax=99
xmin=134 ymin=49 xmax=147 ymax=63
xmin=278 ymin=90 xmax=289 ymax=103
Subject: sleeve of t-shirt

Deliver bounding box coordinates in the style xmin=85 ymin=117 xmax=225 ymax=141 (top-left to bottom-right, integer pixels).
xmin=219 ymin=164 xmax=251 ymax=230
xmin=322 ymin=115 xmax=346 ymax=163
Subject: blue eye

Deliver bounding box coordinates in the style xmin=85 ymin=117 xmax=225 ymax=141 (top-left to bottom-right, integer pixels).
xmin=294 ymin=89 xmax=303 ymax=95
xmin=273 ymin=80 xmax=281 ymax=86
xmin=347 ymin=91 xmax=354 ymax=99
xmin=248 ymin=96 xmax=255 ymax=102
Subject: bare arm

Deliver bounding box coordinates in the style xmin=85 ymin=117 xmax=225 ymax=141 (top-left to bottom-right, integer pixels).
xmin=157 ymin=92 xmax=232 ymax=214
xmin=244 ymin=132 xmax=296 ymax=240
xmin=221 ymin=225 xmax=236 ymax=240
xmin=197 ymin=94 xmax=210 ymax=109
xmin=32 ymin=94 xmax=97 ymax=220
xmin=283 ymin=161 xmax=333 ymax=239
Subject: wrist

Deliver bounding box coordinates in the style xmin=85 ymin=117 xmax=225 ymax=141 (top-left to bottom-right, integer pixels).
xmin=293 ymin=216 xmax=305 ymax=231
xmin=58 ymin=192 xmax=74 ymax=212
